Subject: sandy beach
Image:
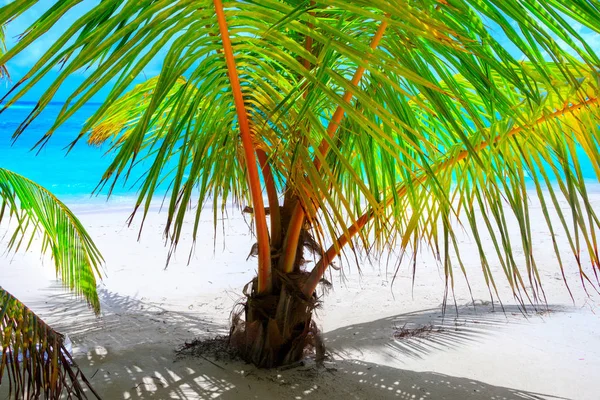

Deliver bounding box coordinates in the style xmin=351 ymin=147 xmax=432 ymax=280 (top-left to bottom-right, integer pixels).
xmin=2 ymin=192 xmax=600 ymax=399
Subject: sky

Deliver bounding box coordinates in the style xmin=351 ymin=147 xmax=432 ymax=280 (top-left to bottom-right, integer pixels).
xmin=1 ymin=1 xmax=97 ymax=101
xmin=1 ymin=1 xmax=165 ymax=102
xmin=1 ymin=1 xmax=599 ymax=103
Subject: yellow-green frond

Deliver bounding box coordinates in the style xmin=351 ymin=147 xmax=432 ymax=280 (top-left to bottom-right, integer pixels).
xmin=0 ymin=169 xmax=104 ymax=313
xmin=87 ymin=76 xmax=188 ymax=147
xmin=327 ymin=68 xmax=600 ymax=303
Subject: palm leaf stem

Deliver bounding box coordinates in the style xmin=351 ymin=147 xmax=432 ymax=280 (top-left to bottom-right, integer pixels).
xmin=302 ymin=95 xmax=600 ymax=297
xmin=213 ymin=0 xmax=271 ymax=293
xmin=256 ymin=148 xmax=282 ymax=248
xmin=280 ymin=17 xmax=389 ymax=274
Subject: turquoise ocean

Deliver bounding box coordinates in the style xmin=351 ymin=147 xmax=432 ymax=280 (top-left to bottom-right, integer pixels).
xmin=1 ymin=102 xmax=152 ymax=205
xmin=1 ymin=102 xmax=598 ymax=207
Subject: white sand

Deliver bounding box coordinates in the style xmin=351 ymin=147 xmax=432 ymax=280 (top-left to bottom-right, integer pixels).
xmin=2 ymin=193 xmax=600 ymax=399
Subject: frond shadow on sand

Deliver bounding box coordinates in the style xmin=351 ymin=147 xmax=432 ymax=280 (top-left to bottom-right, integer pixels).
xmin=323 ymin=302 xmax=563 ymax=363
xmin=9 ymin=286 xmax=568 ymax=400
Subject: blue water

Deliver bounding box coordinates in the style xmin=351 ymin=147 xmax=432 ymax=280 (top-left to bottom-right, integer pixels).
xmin=0 ymin=102 xmax=151 ymax=203
xmin=1 ymin=102 xmax=598 ymax=205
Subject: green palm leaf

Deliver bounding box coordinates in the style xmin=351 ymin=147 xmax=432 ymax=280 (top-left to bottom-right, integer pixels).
xmin=304 ymin=86 xmax=600 ymax=299
xmin=0 ymin=169 xmax=104 ymax=311
xmin=87 ymin=76 xmax=189 ymax=148
xmin=0 ymin=287 xmax=101 ymax=399
xmin=0 ymin=24 xmax=7 ymax=78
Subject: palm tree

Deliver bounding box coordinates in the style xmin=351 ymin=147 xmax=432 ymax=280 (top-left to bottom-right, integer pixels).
xmin=0 ymin=29 xmax=103 ymax=399
xmin=1 ymin=1 xmax=599 ymax=368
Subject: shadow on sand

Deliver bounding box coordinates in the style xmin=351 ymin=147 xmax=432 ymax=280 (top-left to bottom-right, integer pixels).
xmin=323 ymin=302 xmax=561 ymax=363
xmin=14 ymin=286 xmax=566 ymax=400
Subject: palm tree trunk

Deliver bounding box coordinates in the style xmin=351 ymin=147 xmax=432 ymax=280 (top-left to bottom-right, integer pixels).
xmin=229 ymin=270 xmax=319 ymax=367
xmin=256 ymin=148 xmax=282 ymax=249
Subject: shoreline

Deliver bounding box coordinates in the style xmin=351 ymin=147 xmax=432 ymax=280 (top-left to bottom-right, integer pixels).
xmin=56 ymin=178 xmax=600 ymax=214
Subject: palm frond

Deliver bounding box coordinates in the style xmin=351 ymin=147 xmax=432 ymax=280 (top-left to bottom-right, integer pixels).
xmin=0 ymin=23 xmax=8 ymax=79
xmin=304 ymin=69 xmax=600 ymax=299
xmin=0 ymin=286 xmax=100 ymax=399
xmin=0 ymin=0 xmax=599 ymax=303
xmin=87 ymin=76 xmax=189 ymax=147
xmin=0 ymin=168 xmax=104 ymax=312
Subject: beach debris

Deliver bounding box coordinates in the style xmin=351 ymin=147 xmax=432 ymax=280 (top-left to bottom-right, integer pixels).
xmin=246 ymin=242 xmax=259 ymax=260
xmin=393 ymin=323 xmax=444 ymax=339
xmin=176 ymin=336 xmax=242 ymax=363
xmin=243 ymin=206 xmax=272 ymax=215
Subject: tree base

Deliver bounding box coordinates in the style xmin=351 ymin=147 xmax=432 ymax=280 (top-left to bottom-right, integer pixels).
xmin=229 ymin=272 xmax=323 ymax=368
